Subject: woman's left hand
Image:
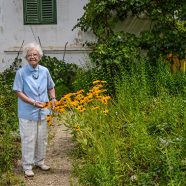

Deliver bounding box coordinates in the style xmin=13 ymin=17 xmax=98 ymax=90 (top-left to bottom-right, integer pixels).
xmin=51 ymin=99 xmax=57 ymax=109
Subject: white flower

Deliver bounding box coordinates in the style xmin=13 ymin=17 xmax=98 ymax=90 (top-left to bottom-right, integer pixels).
xmin=130 ymin=175 xmax=138 ymax=182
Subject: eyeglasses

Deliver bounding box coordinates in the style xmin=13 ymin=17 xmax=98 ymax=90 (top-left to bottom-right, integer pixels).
xmin=27 ymin=53 xmax=39 ymax=58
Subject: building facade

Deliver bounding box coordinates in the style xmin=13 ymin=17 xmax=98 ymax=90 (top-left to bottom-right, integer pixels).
xmin=0 ymin=0 xmax=96 ymax=72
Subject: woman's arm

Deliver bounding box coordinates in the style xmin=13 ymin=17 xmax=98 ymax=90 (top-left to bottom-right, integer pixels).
xmin=16 ymin=91 xmax=44 ymax=108
xmin=48 ymin=88 xmax=56 ymax=100
xmin=48 ymin=88 xmax=56 ymax=109
xmin=16 ymin=91 xmax=35 ymax=105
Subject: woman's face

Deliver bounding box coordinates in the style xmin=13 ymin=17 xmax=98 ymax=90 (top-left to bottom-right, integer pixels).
xmin=26 ymin=49 xmax=41 ymax=68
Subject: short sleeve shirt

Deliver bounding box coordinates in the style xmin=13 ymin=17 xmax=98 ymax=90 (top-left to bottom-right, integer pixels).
xmin=13 ymin=64 xmax=55 ymax=121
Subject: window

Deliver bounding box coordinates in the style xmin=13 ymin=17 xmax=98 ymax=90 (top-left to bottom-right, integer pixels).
xmin=23 ymin=0 xmax=57 ymax=24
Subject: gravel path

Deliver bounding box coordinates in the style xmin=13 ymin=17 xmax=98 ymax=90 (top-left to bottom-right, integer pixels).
xmin=14 ymin=122 xmax=76 ymax=186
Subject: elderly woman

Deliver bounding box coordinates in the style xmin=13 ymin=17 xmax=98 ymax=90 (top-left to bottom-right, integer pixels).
xmin=13 ymin=42 xmax=56 ymax=177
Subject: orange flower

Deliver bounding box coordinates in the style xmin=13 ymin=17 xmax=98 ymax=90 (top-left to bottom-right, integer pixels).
xmin=74 ymin=125 xmax=80 ymax=132
xmin=103 ymin=109 xmax=109 ymax=114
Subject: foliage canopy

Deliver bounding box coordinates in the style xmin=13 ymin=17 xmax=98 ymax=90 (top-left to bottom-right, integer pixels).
xmin=73 ymin=0 xmax=186 ymax=96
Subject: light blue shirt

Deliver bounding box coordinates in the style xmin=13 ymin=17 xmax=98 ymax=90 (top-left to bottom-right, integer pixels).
xmin=13 ymin=64 xmax=55 ymax=121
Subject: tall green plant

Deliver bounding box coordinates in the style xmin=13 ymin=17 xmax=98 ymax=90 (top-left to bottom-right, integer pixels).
xmin=70 ymin=59 xmax=186 ymax=185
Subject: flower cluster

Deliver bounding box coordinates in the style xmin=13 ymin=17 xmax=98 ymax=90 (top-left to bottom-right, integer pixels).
xmin=45 ymin=80 xmax=111 ymax=126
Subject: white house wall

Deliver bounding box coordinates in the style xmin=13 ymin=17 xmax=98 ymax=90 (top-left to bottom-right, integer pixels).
xmin=0 ymin=0 xmax=96 ymax=72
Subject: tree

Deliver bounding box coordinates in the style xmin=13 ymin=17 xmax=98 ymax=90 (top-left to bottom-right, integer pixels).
xmin=73 ymin=0 xmax=186 ymax=96
xmin=74 ymin=0 xmax=186 ymax=59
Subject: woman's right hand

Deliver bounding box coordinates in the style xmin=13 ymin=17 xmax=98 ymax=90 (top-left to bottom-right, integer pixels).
xmin=34 ymin=101 xmax=45 ymax=108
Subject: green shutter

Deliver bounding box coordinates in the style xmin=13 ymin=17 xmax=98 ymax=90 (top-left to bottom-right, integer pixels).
xmin=24 ymin=0 xmax=40 ymax=24
xmin=23 ymin=0 xmax=57 ymax=25
xmin=41 ymin=0 xmax=57 ymax=24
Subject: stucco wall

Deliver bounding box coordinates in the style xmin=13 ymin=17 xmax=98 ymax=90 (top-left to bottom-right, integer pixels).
xmin=0 ymin=0 xmax=96 ymax=72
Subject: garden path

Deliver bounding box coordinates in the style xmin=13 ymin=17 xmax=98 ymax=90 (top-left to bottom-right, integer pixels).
xmin=14 ymin=121 xmax=76 ymax=186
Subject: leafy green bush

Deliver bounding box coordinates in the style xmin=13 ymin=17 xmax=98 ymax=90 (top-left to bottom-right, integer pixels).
xmin=72 ymin=64 xmax=109 ymax=93
xmin=74 ymin=0 xmax=186 ymax=97
xmin=40 ymin=56 xmax=79 ymax=97
xmin=0 ymin=58 xmax=21 ymax=182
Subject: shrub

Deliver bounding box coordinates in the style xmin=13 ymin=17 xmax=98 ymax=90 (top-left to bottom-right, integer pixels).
xmin=0 ymin=58 xmax=21 ymax=181
xmin=40 ymin=56 xmax=79 ymax=97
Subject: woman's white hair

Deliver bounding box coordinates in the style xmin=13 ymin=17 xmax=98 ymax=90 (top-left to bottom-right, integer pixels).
xmin=23 ymin=42 xmax=43 ymax=58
